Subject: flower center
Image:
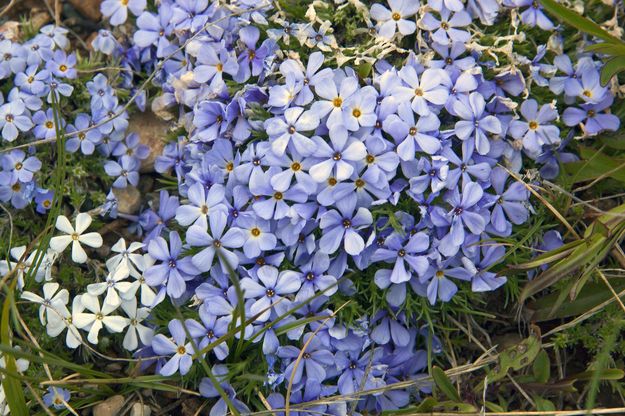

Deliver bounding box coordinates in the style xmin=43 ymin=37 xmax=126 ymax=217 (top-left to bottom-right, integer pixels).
xmin=342 ymin=219 xmax=352 ymax=228
xmin=216 ymin=63 xmax=223 ymax=72
xmin=79 ymin=132 xmax=86 ymax=140
xmin=71 ymin=232 xmax=79 ymax=241
xmin=256 ymin=256 xmax=266 ymax=265
xmin=440 ymin=21 xmax=449 ymax=30
xmin=409 ymin=126 xmax=417 ymax=136
xmin=96 ymin=313 xmax=104 ymax=320
xmin=45 ymin=121 xmax=54 ymax=129
xmin=398 ymin=249 xmax=406 ymax=257
xmin=168 ymin=260 xmax=177 ymax=268
xmin=445 ymin=57 xmax=453 ymax=65
xmin=11 ymin=183 xmax=20 ymax=192
xmin=392 ymin=12 xmax=401 ymax=21
xmin=436 ymin=270 xmax=445 ymax=279
xmin=583 ymin=89 xmax=593 ymax=98
xmin=59 ymin=64 xmax=67 ymax=72
xmin=303 ymin=352 xmax=311 ymax=359
xmin=226 ymin=161 xmax=234 ymax=171
xmin=453 ymin=207 xmax=463 ymax=215
xmin=332 ymin=97 xmax=343 ymax=107
xmin=414 ymin=88 xmax=424 ymax=97
xmin=274 ymin=191 xmax=283 ymax=200
xmin=291 ymin=162 xmax=301 ymax=171
xmin=251 ymin=227 xmax=261 ymax=237
xmin=333 ymin=152 xmax=342 ymax=161
xmin=213 ymin=240 xmax=222 ymax=248
xmin=201 ymin=204 xmax=209 ymax=214
xmin=587 ymin=110 xmax=596 ymax=117
xmin=5 ymin=114 xmax=14 ymax=123
xmin=266 ymin=288 xmax=275 ymax=297
xmin=528 ymin=121 xmax=539 ymax=130
xmin=352 ymin=108 xmax=362 ymax=118
xmin=366 ymin=154 xmax=375 ymax=164
xmin=121 ymin=0 xmax=129 ymax=5
xmin=288 ymin=125 xmax=296 ymax=134
xmin=14 ymin=162 xmax=23 ymax=170
xmin=27 ymin=76 xmax=34 ymax=83
xmin=328 ymin=177 xmax=337 ymax=186
xmin=177 ymin=345 xmax=186 ymax=354
xmin=355 ymin=178 xmax=365 ymax=188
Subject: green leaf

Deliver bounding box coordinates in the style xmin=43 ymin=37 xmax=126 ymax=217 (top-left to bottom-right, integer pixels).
xmin=519 ymin=234 xmax=606 ymax=304
xmin=1 ymin=283 xmax=28 ymax=416
xmin=600 ymin=56 xmax=625 ymax=86
xmin=487 ymin=334 xmax=541 ymax=382
xmin=539 ymin=0 xmax=624 ymax=44
xmin=563 ymin=147 xmax=625 ymax=185
xmin=532 ymin=350 xmax=551 ymax=383
xmin=567 ymin=368 xmax=625 ymax=382
xmin=585 ymin=42 xmax=625 ymax=56
xmin=432 ymin=366 xmax=461 ymax=402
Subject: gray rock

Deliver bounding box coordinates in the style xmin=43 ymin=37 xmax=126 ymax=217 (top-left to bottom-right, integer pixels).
xmin=93 ymin=395 xmax=125 ymax=416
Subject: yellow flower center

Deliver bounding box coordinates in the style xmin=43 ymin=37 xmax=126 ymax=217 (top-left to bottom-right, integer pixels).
xmin=332 ymin=97 xmax=343 ymax=107
xmin=392 ymin=12 xmax=401 ymax=21
xmin=528 ymin=121 xmax=539 ymax=130
xmin=251 ymin=227 xmax=261 ymax=237
xmin=352 ymin=108 xmax=362 ymax=118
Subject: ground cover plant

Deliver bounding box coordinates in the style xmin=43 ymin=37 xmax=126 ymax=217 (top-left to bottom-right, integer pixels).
xmin=1 ymin=0 xmax=625 ymax=414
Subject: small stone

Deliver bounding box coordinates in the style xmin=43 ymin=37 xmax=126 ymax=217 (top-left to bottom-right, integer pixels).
xmin=113 ymin=185 xmax=142 ymax=215
xmin=93 ymin=395 xmax=125 ymax=416
xmin=67 ymin=0 xmax=102 ymax=21
xmin=0 ymin=22 xmax=20 ymax=41
xmin=130 ymin=403 xmax=151 ymax=416
xmin=127 ymin=111 xmax=169 ymax=173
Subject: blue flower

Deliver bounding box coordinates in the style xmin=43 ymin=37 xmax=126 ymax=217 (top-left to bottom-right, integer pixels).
xmin=0 ymin=100 xmax=33 ymax=141
xmin=319 ymin=196 xmax=373 ymax=256
xmin=371 ymin=231 xmax=430 ymax=283
xmin=370 ymin=0 xmax=419 ymax=39
xmin=453 ymin=92 xmax=502 ymax=155
xmin=104 ymin=155 xmax=140 ymax=188
xmin=509 ymin=99 xmax=560 ymax=154
xmin=101 ymin=0 xmax=147 ymax=25
xmin=152 ymin=319 xmax=195 ymax=376
xmin=42 ymin=387 xmax=71 ymax=410
xmin=240 ymin=265 xmax=301 ymax=321
xmin=144 ymin=231 xmax=198 ymax=298
xmin=186 ymin=210 xmax=244 ymax=273
xmin=421 ymin=8 xmax=472 ymax=46
xmin=265 ymin=107 xmax=319 ymax=156
xmin=277 ymin=332 xmax=335 ymax=384
xmin=1 ymin=150 xmax=41 ymax=183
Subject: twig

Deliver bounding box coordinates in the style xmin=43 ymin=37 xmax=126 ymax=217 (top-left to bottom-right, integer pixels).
xmin=0 ymin=0 xmax=16 ymax=18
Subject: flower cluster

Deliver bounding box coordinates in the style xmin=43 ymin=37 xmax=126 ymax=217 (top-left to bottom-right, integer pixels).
xmin=4 ymin=0 xmax=622 ymax=413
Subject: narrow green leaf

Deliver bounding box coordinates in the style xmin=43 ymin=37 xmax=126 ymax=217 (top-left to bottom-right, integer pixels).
xmin=532 ymin=350 xmax=551 ymax=383
xmin=540 ymin=0 xmax=624 ymax=44
xmin=1 ymin=282 xmax=28 ymax=416
xmin=432 ymin=366 xmax=461 ymax=402
xmin=600 ymin=56 xmax=625 ymax=86
xmin=585 ymin=42 xmax=625 ymax=56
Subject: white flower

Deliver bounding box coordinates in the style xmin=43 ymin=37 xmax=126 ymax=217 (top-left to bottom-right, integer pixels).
xmin=46 ymin=295 xmax=84 ymax=349
xmin=130 ymin=254 xmax=157 ymax=307
xmin=21 ymin=282 xmax=69 ymax=326
xmin=370 ymin=0 xmax=419 ymax=39
xmin=121 ymin=299 xmax=153 ymax=351
xmin=49 ymin=213 xmax=103 ymax=264
xmin=73 ymin=293 xmax=128 ymax=344
xmin=87 ymin=263 xmax=135 ymax=308
xmin=0 ymin=246 xmax=56 ymax=288
xmin=105 ymin=238 xmax=144 ymax=277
